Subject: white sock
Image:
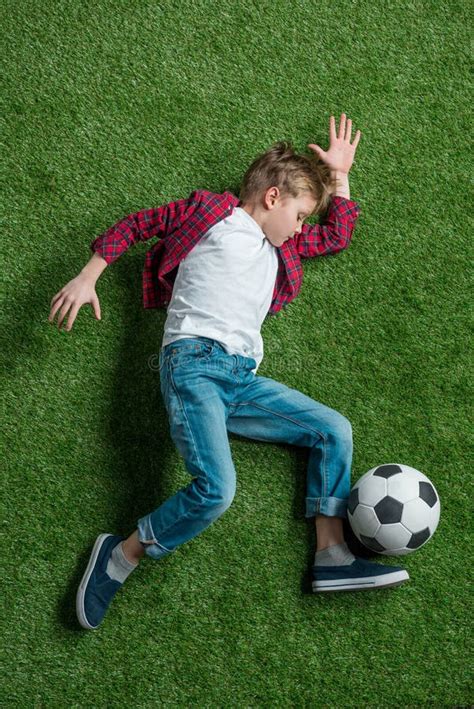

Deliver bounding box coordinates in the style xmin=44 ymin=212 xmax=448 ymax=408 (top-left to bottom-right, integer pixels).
xmin=106 ymin=541 xmax=138 ymax=583
xmin=314 ymin=541 xmax=356 ymax=566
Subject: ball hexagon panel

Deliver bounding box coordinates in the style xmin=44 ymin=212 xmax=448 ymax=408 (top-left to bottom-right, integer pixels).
xmin=358 ymin=475 xmax=387 ymax=506
xmin=401 ymin=497 xmax=432 ymax=533
xmin=386 ymin=473 xmax=420 ymax=503
xmin=375 ymin=522 xmax=412 ymax=550
xmin=383 ymin=545 xmax=412 ymax=557
xmin=350 ymin=503 xmax=380 ymax=537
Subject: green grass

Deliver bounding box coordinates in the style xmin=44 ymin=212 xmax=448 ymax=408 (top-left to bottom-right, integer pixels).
xmin=2 ymin=0 xmax=472 ymax=706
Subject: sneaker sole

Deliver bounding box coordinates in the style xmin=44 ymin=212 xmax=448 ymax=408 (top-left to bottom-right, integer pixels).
xmin=312 ymin=568 xmax=409 ymax=593
xmin=76 ymin=533 xmax=114 ymax=629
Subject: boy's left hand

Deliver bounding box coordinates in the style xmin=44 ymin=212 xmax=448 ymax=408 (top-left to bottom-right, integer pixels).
xmin=308 ymin=113 xmax=361 ymax=175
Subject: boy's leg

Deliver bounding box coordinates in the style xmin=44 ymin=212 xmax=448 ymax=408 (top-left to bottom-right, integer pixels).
xmin=136 ymin=339 xmax=239 ymax=560
xmin=126 ymin=344 xmax=348 ymax=560
xmin=122 ymin=530 xmax=145 ymax=564
xmin=315 ymin=515 xmax=345 ymax=551
xmin=226 ymin=356 xmax=409 ymax=591
xmin=226 ymin=362 xmax=353 ymax=548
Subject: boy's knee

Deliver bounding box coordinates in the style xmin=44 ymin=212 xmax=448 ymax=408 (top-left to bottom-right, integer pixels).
xmin=208 ymin=484 xmax=236 ymax=512
xmin=332 ymin=414 xmax=353 ymax=449
xmin=214 ymin=490 xmax=236 ymax=512
xmin=338 ymin=414 xmax=352 ymax=438
xmin=316 ymin=412 xmax=352 ymax=448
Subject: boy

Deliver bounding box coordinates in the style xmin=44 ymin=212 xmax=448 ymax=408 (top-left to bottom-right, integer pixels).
xmin=49 ymin=113 xmax=409 ymax=630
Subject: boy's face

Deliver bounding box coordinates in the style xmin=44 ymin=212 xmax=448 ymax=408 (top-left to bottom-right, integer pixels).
xmin=241 ymin=187 xmax=317 ymax=248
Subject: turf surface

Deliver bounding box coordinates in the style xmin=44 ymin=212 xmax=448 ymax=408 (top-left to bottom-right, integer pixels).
xmin=2 ymin=0 xmax=472 ymax=705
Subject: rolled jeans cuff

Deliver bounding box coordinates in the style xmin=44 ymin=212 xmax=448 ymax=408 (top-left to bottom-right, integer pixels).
xmin=137 ymin=513 xmax=173 ymax=560
xmin=305 ymin=496 xmax=348 ymax=519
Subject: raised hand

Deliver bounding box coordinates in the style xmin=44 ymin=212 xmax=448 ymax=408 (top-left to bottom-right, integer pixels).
xmin=308 ymin=113 xmax=361 ymax=175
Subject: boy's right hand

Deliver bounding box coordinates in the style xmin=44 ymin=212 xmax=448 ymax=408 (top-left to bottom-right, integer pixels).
xmin=48 ymin=273 xmax=101 ymax=331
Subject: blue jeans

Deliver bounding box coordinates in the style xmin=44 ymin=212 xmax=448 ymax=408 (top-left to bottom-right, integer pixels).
xmin=137 ymin=337 xmax=353 ymax=560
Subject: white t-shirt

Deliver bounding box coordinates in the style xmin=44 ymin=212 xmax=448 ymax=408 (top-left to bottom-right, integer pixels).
xmin=162 ymin=206 xmax=279 ymax=374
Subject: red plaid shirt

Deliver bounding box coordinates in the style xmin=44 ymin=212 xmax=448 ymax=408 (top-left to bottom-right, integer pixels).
xmin=90 ymin=190 xmax=361 ymax=315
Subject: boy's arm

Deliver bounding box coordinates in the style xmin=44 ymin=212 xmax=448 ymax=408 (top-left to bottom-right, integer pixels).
xmin=294 ymin=172 xmax=361 ymax=258
xmin=48 ymin=190 xmax=201 ymax=332
xmin=297 ymin=112 xmax=362 ymax=257
xmin=89 ymin=190 xmax=201 ymax=265
xmin=81 ymin=251 xmax=109 ymax=281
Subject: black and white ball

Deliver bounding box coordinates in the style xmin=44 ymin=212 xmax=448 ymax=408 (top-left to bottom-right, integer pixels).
xmin=347 ymin=463 xmax=440 ymax=556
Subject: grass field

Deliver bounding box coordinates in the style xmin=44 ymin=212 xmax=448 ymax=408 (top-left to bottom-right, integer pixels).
xmin=2 ymin=0 xmax=472 ymax=706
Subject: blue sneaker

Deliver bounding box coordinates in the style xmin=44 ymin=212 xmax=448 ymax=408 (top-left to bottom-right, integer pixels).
xmin=312 ymin=557 xmax=409 ymax=593
xmin=76 ymin=533 xmax=125 ymax=629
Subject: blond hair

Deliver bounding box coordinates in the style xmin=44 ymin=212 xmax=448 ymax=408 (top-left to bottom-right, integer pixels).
xmin=239 ymin=140 xmax=336 ymax=216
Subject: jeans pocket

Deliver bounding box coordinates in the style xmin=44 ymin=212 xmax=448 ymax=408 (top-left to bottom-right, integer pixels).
xmin=170 ymin=342 xmax=214 ymax=370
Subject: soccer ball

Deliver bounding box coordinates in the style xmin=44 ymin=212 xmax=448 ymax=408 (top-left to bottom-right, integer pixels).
xmin=347 ymin=463 xmax=440 ymax=556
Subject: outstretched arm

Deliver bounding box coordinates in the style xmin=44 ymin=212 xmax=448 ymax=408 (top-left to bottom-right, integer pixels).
xmin=295 ymin=113 xmax=362 ymax=258
xmin=89 ymin=190 xmax=201 ymax=265
xmin=48 ymin=190 xmax=201 ymax=331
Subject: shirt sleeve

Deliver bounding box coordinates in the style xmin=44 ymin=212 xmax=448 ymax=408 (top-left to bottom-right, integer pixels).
xmin=89 ymin=190 xmax=201 ymax=264
xmin=294 ymin=196 xmax=361 ymax=259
